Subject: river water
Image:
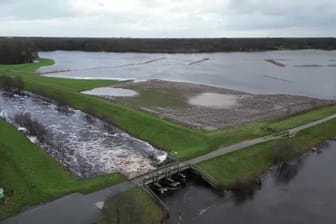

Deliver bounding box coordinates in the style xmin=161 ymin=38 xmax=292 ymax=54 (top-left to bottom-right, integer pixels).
xmin=163 ymin=141 xmax=336 ymax=224
xmin=38 ymin=50 xmax=336 ymax=99
xmin=0 ymin=91 xmax=167 ymax=178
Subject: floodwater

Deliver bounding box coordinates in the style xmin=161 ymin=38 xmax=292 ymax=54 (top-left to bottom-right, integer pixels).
xmin=81 ymin=87 xmax=138 ymax=97
xmin=0 ymin=91 xmax=167 ymax=178
xmin=188 ymin=93 xmax=242 ymax=109
xmin=163 ymin=141 xmax=336 ymax=224
xmin=38 ymin=50 xmax=336 ymax=99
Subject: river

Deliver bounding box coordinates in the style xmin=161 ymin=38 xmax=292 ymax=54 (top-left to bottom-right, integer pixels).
xmin=163 ymin=141 xmax=336 ymax=224
xmin=0 ymin=91 xmax=167 ymax=178
xmin=38 ymin=50 xmax=336 ymax=99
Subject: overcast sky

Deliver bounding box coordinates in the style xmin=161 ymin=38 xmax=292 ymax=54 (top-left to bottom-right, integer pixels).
xmin=1 ymin=0 xmax=335 ymax=37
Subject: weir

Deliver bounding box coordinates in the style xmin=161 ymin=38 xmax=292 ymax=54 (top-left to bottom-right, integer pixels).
xmin=133 ymin=162 xmax=221 ymax=197
xmin=134 ymin=163 xmax=222 ymax=222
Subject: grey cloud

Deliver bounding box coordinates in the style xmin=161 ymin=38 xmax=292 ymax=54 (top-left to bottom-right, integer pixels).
xmin=0 ymin=0 xmax=335 ymax=37
xmin=225 ymin=0 xmax=336 ymax=29
xmin=0 ymin=0 xmax=78 ymax=20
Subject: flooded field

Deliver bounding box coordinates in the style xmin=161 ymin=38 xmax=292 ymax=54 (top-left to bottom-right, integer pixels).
xmin=0 ymin=91 xmax=167 ymax=178
xmin=163 ymin=141 xmax=336 ymax=224
xmin=38 ymin=50 xmax=336 ymax=99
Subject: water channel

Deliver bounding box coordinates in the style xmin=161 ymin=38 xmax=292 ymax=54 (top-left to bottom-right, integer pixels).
xmin=163 ymin=141 xmax=336 ymax=224
xmin=0 ymin=91 xmax=167 ymax=178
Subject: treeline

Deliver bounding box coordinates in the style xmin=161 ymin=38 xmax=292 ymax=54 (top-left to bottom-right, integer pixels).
xmin=0 ymin=38 xmax=39 ymax=64
xmin=6 ymin=37 xmax=336 ymax=53
xmin=1 ymin=37 xmax=336 ymax=54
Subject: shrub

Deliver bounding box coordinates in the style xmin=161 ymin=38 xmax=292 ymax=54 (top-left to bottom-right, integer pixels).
xmin=270 ymin=139 xmax=297 ymax=164
xmin=14 ymin=113 xmax=50 ymax=142
xmin=0 ymin=76 xmax=24 ymax=93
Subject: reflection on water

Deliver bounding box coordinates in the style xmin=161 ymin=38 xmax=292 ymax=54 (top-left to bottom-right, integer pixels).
xmin=273 ymin=158 xmax=304 ymax=184
xmin=164 ymin=141 xmax=336 ymax=224
xmin=38 ymin=50 xmax=336 ymax=99
xmin=0 ymin=91 xmax=167 ymax=178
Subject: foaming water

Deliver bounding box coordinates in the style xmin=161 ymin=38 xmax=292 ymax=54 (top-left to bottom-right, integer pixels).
xmin=0 ymin=91 xmax=167 ymax=178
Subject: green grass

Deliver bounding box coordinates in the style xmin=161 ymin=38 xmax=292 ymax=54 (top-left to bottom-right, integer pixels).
xmin=99 ymin=188 xmax=164 ymax=224
xmin=0 ymin=119 xmax=125 ymax=219
xmin=199 ymin=118 xmax=336 ymax=186
xmin=0 ymin=58 xmax=54 ymax=73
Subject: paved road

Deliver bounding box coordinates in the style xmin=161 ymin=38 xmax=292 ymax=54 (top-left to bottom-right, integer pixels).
xmin=1 ymin=182 xmax=135 ymax=224
xmin=2 ymin=113 xmax=336 ymax=224
xmin=188 ymin=113 xmax=336 ymax=164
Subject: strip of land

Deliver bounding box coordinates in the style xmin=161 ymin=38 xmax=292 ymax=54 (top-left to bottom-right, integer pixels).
xmin=200 ymin=117 xmax=336 ymax=186
xmin=265 ymin=59 xmax=286 ymax=67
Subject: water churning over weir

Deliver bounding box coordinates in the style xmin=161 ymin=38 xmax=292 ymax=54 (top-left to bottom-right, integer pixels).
xmin=0 ymin=91 xmax=167 ymax=178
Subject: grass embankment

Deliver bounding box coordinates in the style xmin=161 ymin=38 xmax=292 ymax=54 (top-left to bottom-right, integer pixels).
xmin=1 ymin=59 xmax=336 ymax=161
xmin=99 ymin=188 xmax=164 ymax=224
xmin=0 ymin=119 xmax=125 ymax=219
xmin=200 ymin=118 xmax=336 ymax=186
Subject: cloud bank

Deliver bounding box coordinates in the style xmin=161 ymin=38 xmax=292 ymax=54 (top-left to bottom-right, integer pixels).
xmin=0 ymin=0 xmax=335 ymax=37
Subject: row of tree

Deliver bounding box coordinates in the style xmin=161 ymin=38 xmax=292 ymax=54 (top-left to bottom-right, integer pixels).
xmin=18 ymin=37 xmax=336 ymax=53
xmin=0 ymin=38 xmax=39 ymax=64
xmin=1 ymin=37 xmax=336 ymax=64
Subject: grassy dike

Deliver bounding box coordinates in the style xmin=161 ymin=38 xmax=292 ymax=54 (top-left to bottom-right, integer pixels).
xmin=199 ymin=118 xmax=336 ymax=186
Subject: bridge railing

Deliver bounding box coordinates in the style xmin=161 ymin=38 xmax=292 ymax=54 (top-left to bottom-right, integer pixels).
xmin=141 ymin=163 xmax=190 ymax=185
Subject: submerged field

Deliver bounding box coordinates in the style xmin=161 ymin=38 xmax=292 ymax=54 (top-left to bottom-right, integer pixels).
xmin=38 ymin=50 xmax=336 ymax=99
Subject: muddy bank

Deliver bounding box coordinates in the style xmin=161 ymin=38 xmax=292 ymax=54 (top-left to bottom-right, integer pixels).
xmin=104 ymin=80 xmax=334 ymax=130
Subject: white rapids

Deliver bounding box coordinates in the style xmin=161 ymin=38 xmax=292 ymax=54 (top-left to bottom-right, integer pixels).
xmin=0 ymin=91 xmax=167 ymax=179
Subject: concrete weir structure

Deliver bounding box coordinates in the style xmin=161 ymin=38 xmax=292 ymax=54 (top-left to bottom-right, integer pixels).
xmin=132 ymin=162 xmax=222 ymax=221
